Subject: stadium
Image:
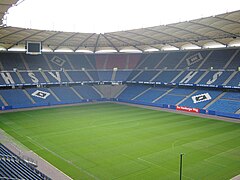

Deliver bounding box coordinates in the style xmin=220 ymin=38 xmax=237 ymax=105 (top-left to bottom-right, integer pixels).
xmin=0 ymin=0 xmax=240 ymax=179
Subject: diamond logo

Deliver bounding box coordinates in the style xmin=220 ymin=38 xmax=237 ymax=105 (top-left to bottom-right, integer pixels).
xmin=186 ymin=53 xmax=203 ymax=66
xmin=51 ymin=56 xmax=66 ymax=67
xmin=192 ymin=93 xmax=211 ymax=104
xmin=32 ymin=90 xmax=50 ymax=99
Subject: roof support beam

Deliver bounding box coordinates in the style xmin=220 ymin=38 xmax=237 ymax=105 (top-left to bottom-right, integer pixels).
xmin=74 ymin=34 xmax=95 ymax=51
xmin=146 ymin=28 xmax=198 ymax=48
xmin=107 ymin=33 xmax=157 ymax=51
xmin=124 ymin=31 xmax=161 ymax=50
xmin=166 ymin=25 xmax=225 ymax=47
xmin=0 ymin=28 xmax=26 ymax=41
xmin=108 ymin=33 xmax=144 ymax=45
xmin=214 ymin=16 xmax=240 ymax=26
xmin=93 ymin=34 xmax=101 ymax=53
xmin=53 ymin=33 xmax=78 ymax=51
xmin=101 ymin=34 xmax=119 ymax=52
xmin=189 ymin=21 xmax=240 ymax=39
xmin=73 ymin=33 xmax=95 ymax=51
xmin=105 ymin=34 xmax=144 ymax=52
xmin=42 ymin=32 xmax=62 ymax=43
xmin=7 ymin=30 xmax=45 ymax=49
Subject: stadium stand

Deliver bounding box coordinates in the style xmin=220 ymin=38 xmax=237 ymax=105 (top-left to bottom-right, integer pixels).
xmin=97 ymin=71 xmax=113 ymax=81
xmin=153 ymin=70 xmax=181 ymax=82
xmin=115 ymin=70 xmax=132 ymax=81
xmin=95 ymin=54 xmax=141 ymax=69
xmin=134 ymin=87 xmax=172 ymax=102
xmin=134 ymin=70 xmax=159 ymax=82
xmin=199 ymin=49 xmax=237 ymax=69
xmin=72 ymin=85 xmax=102 ymax=100
xmin=0 ymin=89 xmax=33 ymax=109
xmin=0 ymin=53 xmax=26 ymax=70
xmin=156 ymin=51 xmax=187 ymax=69
xmin=66 ymin=54 xmax=95 ymax=70
xmin=50 ymin=86 xmax=82 ymax=104
xmin=22 ymin=54 xmax=51 ymax=70
xmin=66 ymin=71 xmax=91 ymax=82
xmin=177 ymin=50 xmax=211 ymax=69
xmin=197 ymin=71 xmax=233 ymax=85
xmin=0 ymin=47 xmax=239 ymax=119
xmin=117 ymin=85 xmax=150 ymax=100
xmin=0 ymin=144 xmax=50 ymax=180
xmin=20 ymin=71 xmax=47 ymax=84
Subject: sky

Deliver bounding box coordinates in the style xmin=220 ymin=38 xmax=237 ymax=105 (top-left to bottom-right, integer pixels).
xmin=4 ymin=0 xmax=240 ymax=34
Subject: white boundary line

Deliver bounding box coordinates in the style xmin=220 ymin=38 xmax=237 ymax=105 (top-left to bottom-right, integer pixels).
xmin=137 ymin=157 xmax=194 ymax=180
xmin=26 ymin=136 xmax=99 ymax=180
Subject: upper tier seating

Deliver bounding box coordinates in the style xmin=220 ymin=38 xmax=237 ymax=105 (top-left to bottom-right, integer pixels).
xmin=0 ymin=48 xmax=239 ymax=71
xmin=200 ymin=49 xmax=237 ymax=69
xmin=67 ymin=54 xmax=95 ymax=69
xmin=95 ymin=54 xmax=141 ymax=69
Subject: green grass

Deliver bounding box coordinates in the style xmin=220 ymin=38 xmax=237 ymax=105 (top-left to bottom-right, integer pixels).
xmin=0 ymin=103 xmax=240 ymax=180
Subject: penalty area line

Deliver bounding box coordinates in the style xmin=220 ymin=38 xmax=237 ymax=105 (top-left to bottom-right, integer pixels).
xmin=137 ymin=157 xmax=193 ymax=180
xmin=26 ymin=136 xmax=98 ymax=180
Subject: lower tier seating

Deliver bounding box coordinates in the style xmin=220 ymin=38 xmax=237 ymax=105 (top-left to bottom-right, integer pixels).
xmin=117 ymin=85 xmax=240 ymax=116
xmin=0 ymin=84 xmax=239 ymax=118
xmin=0 ymin=144 xmax=50 ymax=180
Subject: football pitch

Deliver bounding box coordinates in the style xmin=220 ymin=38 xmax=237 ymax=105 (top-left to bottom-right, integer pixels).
xmin=0 ymin=102 xmax=239 ymax=179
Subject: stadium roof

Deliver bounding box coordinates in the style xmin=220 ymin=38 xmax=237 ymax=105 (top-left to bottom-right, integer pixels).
xmin=0 ymin=0 xmax=19 ymax=25
xmin=0 ymin=2 xmax=240 ymax=53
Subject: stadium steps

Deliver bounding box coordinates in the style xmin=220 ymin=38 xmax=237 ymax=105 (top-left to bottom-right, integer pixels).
xmin=19 ymin=54 xmax=30 ymax=70
xmin=135 ymin=54 xmax=150 ymax=69
xmin=84 ymin=55 xmax=95 ymax=69
xmin=154 ymin=53 xmax=169 ymax=69
xmin=111 ymin=70 xmax=116 ymax=81
xmin=103 ymin=55 xmax=108 ymax=69
xmin=48 ymin=89 xmax=61 ymax=101
xmin=0 ymin=95 xmax=8 ymax=106
xmin=223 ymin=49 xmax=240 ymax=69
xmin=131 ymin=87 xmax=152 ymax=100
xmin=176 ymin=90 xmax=198 ymax=106
xmin=23 ymin=90 xmax=36 ymax=104
xmin=64 ymin=54 xmax=75 ymax=70
xmin=70 ymin=87 xmax=83 ymax=99
xmin=92 ymin=86 xmax=104 ymax=98
xmin=235 ymin=108 xmax=240 ymax=114
xmin=0 ymin=61 xmax=4 ymax=71
xmin=194 ymin=70 xmax=209 ymax=84
xmin=40 ymin=71 xmax=50 ymax=83
xmin=84 ymin=70 xmax=94 ymax=81
xmin=222 ymin=71 xmax=238 ymax=85
xmin=63 ymin=71 xmax=73 ymax=82
xmin=197 ymin=51 xmax=213 ymax=69
xmin=131 ymin=70 xmax=143 ymax=81
xmin=203 ymin=92 xmax=226 ymax=109
xmin=150 ymin=70 xmax=163 ymax=81
xmin=43 ymin=54 xmax=53 ymax=70
xmin=114 ymin=85 xmax=127 ymax=98
xmin=126 ymin=55 xmax=130 ymax=69
xmin=16 ymin=71 xmax=25 ymax=84
xmin=152 ymin=88 xmax=174 ymax=103
xmin=170 ymin=70 xmax=185 ymax=83
xmin=174 ymin=51 xmax=190 ymax=69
